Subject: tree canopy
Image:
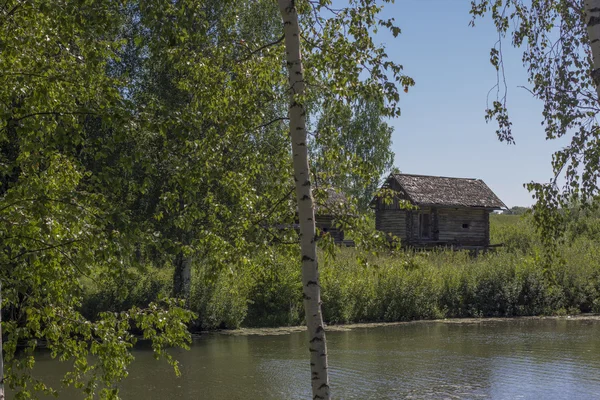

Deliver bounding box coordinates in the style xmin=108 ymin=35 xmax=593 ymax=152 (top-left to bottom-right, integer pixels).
xmin=470 ymin=0 xmax=600 ymax=244
xmin=1 ymin=0 xmax=408 ymax=398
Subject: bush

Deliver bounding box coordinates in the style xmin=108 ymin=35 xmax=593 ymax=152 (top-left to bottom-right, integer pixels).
xmin=490 ymin=214 xmax=538 ymax=253
xmin=320 ymin=251 xmax=444 ymax=323
xmin=190 ymin=261 xmax=251 ymax=330
xmin=80 ymin=265 xmax=172 ymax=320
xmin=243 ymin=252 xmax=303 ymax=327
xmin=80 ymin=214 xmax=600 ymax=328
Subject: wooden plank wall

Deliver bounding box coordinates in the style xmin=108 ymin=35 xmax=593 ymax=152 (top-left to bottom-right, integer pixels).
xmin=315 ymin=215 xmax=344 ymax=243
xmin=406 ymin=210 xmax=412 ymax=243
xmin=375 ymin=209 xmax=407 ymax=239
xmin=484 ymin=211 xmax=490 ymax=245
xmin=432 ymin=208 xmax=439 ymax=240
xmin=437 ymin=208 xmax=488 ymax=245
xmin=410 ymin=206 xmax=431 ymax=240
xmin=375 ymin=200 xmax=493 ymax=247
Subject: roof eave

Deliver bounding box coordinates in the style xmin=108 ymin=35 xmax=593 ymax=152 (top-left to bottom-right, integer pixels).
xmin=415 ymin=203 xmax=505 ymax=210
xmin=390 ymin=175 xmax=417 ymax=204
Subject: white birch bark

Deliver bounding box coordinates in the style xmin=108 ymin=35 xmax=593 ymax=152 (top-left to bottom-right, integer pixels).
xmin=584 ymin=0 xmax=600 ymax=100
xmin=277 ymin=1 xmax=330 ymax=399
xmin=0 ymin=282 xmax=4 ymax=400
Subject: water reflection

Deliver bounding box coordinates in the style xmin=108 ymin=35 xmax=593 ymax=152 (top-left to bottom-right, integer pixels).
xmin=13 ymin=319 xmax=600 ymax=399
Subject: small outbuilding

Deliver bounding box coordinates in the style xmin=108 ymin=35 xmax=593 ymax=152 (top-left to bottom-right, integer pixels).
xmin=314 ymin=189 xmax=347 ymax=243
xmin=273 ymin=188 xmax=348 ymax=244
xmin=371 ymin=173 xmax=506 ymax=249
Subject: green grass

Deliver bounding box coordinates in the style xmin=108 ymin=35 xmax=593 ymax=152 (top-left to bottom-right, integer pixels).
xmin=80 ymin=212 xmax=600 ymax=329
xmin=490 ymin=213 xmax=522 ymax=226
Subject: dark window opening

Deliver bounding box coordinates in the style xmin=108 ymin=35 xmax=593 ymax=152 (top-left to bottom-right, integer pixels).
xmin=420 ymin=213 xmax=430 ymax=238
xmin=462 ymin=223 xmax=470 ymax=229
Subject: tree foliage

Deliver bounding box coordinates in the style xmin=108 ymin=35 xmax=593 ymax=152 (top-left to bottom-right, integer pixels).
xmin=470 ymin=0 xmax=600 ymax=245
xmin=0 ymin=0 xmax=194 ymax=397
xmin=1 ymin=0 xmax=409 ymax=397
xmin=311 ymin=96 xmax=395 ymax=210
xmin=503 ymin=206 xmax=530 ymax=215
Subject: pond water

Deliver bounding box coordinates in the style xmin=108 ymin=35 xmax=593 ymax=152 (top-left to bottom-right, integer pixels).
xmin=18 ymin=318 xmax=600 ymax=399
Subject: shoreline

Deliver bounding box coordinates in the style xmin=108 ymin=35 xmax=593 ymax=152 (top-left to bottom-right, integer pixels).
xmin=21 ymin=314 xmax=600 ymax=348
xmin=200 ymin=313 xmax=600 ymax=337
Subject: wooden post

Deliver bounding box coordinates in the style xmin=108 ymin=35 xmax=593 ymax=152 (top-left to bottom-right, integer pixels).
xmin=484 ymin=210 xmax=490 ymax=246
xmin=406 ymin=210 xmax=412 ymax=246
xmin=432 ymin=207 xmax=439 ymax=241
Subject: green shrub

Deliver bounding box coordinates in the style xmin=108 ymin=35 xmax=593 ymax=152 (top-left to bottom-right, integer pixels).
xmin=80 ymin=214 xmax=600 ymax=329
xmin=490 ymin=214 xmax=538 ymax=253
xmin=244 ymin=252 xmax=303 ymax=327
xmin=190 ymin=261 xmax=252 ymax=330
xmin=80 ymin=265 xmax=172 ymax=320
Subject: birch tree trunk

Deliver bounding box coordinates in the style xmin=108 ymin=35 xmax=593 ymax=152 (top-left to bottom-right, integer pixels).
xmin=0 ymin=282 xmax=4 ymax=400
xmin=584 ymin=0 xmax=600 ymax=100
xmin=278 ymin=1 xmax=330 ymax=399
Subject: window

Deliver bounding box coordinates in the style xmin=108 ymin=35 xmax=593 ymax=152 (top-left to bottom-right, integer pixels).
xmin=420 ymin=213 xmax=430 ymax=238
xmin=462 ymin=223 xmax=470 ymax=229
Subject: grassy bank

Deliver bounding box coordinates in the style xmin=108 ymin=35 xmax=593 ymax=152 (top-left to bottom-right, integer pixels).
xmin=80 ymin=213 xmax=600 ymax=329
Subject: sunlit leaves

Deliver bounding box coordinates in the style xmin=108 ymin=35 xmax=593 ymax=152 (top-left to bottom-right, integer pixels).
xmin=1 ymin=0 xmax=196 ymax=398
xmin=2 ymin=0 xmax=412 ymax=396
xmin=471 ymin=0 xmax=600 ymax=246
xmin=301 ymin=0 xmax=413 ymax=119
xmin=311 ymin=96 xmax=395 ymax=209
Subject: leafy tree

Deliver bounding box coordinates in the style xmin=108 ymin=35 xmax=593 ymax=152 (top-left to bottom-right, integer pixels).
xmin=503 ymin=206 xmax=530 ymax=215
xmin=564 ymin=201 xmax=600 ymax=241
xmin=470 ymin=0 xmax=600 ymax=245
xmin=0 ymin=0 xmax=194 ymax=397
xmin=311 ymin=95 xmax=395 ymax=210
xmin=129 ymin=0 xmax=296 ymax=306
xmin=1 ymin=1 xmax=411 ymax=399
xmin=277 ymin=0 xmax=412 ymax=398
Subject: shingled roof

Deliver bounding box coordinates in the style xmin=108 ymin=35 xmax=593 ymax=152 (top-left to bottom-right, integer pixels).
xmin=387 ymin=173 xmax=506 ymax=209
xmin=313 ymin=188 xmax=348 ymax=215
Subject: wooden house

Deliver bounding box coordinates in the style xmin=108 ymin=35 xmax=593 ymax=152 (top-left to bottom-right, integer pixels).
xmin=314 ymin=189 xmax=346 ymax=243
xmin=274 ymin=189 xmax=347 ymax=243
xmin=372 ymin=173 xmax=506 ymax=249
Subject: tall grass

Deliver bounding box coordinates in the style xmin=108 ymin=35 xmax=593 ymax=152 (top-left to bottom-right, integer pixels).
xmin=80 ymin=214 xmax=600 ymax=329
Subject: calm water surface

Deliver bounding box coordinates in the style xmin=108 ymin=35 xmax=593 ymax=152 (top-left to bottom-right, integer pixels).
xmin=24 ymin=319 xmax=600 ymax=399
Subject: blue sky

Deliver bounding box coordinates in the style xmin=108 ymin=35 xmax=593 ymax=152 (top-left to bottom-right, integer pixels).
xmin=372 ymin=1 xmax=570 ymax=207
